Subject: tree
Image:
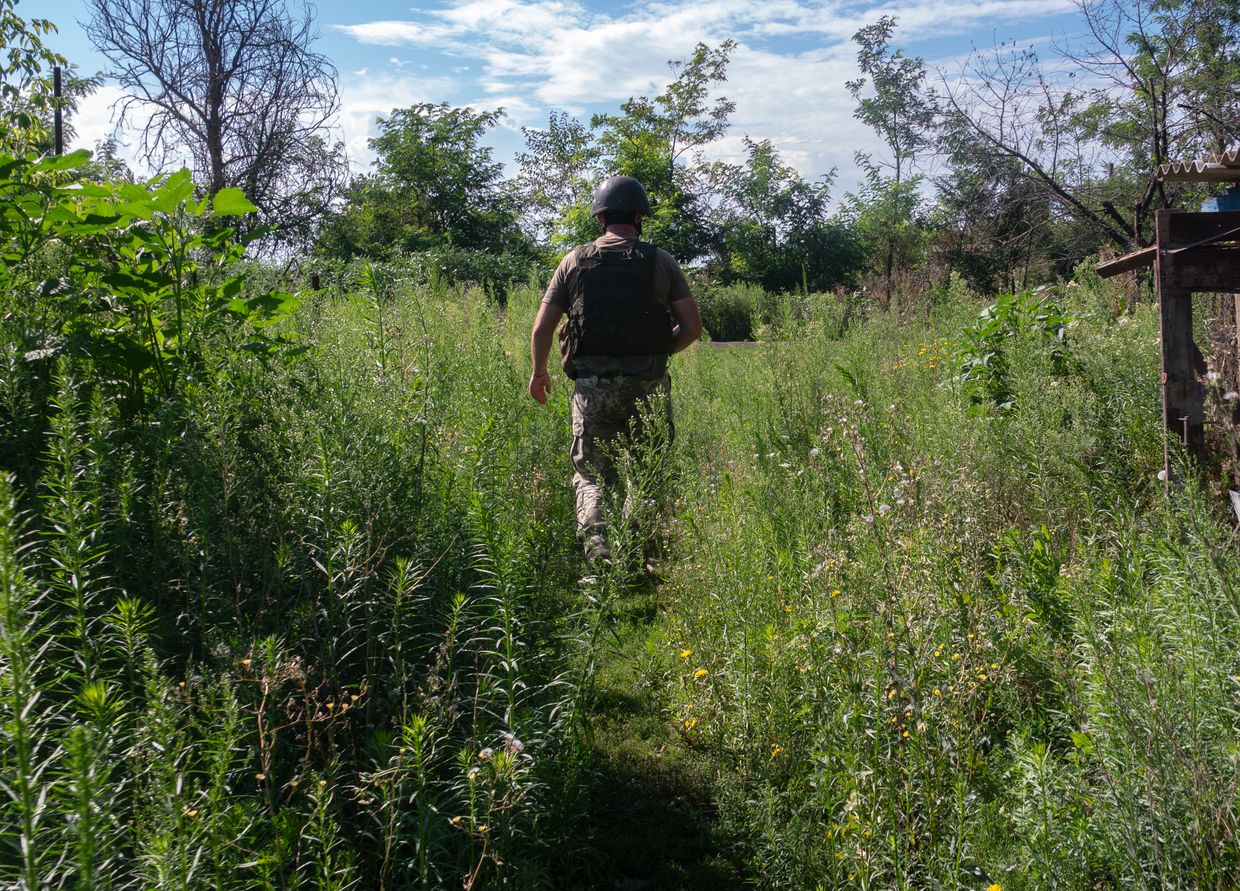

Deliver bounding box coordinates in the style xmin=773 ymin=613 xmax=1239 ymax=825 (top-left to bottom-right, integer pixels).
xmin=319 ymin=103 xmax=527 ymax=259
xmin=0 ymin=1 xmax=99 ymax=155
xmin=515 ymin=111 xmax=599 ymax=243
xmin=932 ymin=114 xmax=1057 ymax=294
xmin=709 ymin=138 xmax=860 ymax=292
xmin=580 ymin=40 xmax=737 ymax=261
xmin=84 ymin=0 xmax=346 ymax=246
xmin=942 ymin=0 xmax=1240 ymax=253
xmin=846 ymin=17 xmax=936 ymax=303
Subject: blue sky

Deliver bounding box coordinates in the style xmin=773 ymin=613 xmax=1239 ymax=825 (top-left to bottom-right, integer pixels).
xmin=23 ymin=0 xmax=1085 ymax=197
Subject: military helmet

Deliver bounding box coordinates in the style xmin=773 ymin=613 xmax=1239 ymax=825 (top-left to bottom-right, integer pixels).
xmin=590 ymin=175 xmax=652 ymax=216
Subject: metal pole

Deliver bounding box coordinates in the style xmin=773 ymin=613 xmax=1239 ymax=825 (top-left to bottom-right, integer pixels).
xmin=53 ymin=66 xmax=63 ymax=156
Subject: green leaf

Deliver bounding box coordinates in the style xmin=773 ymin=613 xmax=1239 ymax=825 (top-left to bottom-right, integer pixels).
xmin=42 ymin=149 xmax=92 ymax=171
xmin=151 ymin=169 xmax=195 ymax=214
xmin=212 ymin=187 xmax=257 ymax=217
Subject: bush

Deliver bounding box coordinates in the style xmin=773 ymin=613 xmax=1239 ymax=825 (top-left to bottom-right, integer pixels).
xmin=697 ymin=282 xmax=761 ymax=341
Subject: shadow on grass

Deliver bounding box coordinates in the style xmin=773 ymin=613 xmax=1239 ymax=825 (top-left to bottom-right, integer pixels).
xmin=576 ymin=576 xmax=747 ymax=891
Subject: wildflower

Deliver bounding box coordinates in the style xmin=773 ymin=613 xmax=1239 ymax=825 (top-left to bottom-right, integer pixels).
xmin=978 ymin=673 xmax=988 ymax=681
xmin=887 ymin=689 xmax=897 ymax=700
xmin=934 ymin=649 xmax=941 ymax=658
xmin=831 ymin=589 xmax=841 ymax=598
xmin=877 ymin=503 xmax=891 ymax=515
xmin=683 ymin=717 xmax=698 ymax=730
xmin=988 ymin=885 xmax=1003 ymax=891
xmin=183 ymin=808 xmax=199 ymax=819
xmin=952 ymin=653 xmax=961 ymax=661
xmin=255 ymin=772 xmax=266 ymax=781
xmin=241 ymin=658 xmax=252 ymax=669
xmin=326 ymin=702 xmax=335 ymax=711
xmin=479 ymin=747 xmax=494 ymax=761
xmin=680 ymin=648 xmax=693 ymax=660
xmin=809 ymin=447 xmax=820 ymax=459
xmin=933 ymin=688 xmax=941 ymax=697
xmin=990 ymin=663 xmax=998 ymax=670
xmin=917 ymin=720 xmax=927 ymax=732
xmin=317 ymin=780 xmax=327 ymax=789
xmin=467 ymin=767 xmax=481 ymax=781
xmin=770 ymin=745 xmax=784 ymax=758
xmin=902 ymin=730 xmax=910 ymax=738
xmin=693 ymin=668 xmax=709 ymax=679
xmin=784 ymin=603 xmax=793 ymax=613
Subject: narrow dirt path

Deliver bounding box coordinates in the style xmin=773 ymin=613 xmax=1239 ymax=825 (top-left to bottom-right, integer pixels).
xmin=581 ymin=581 xmax=747 ymax=890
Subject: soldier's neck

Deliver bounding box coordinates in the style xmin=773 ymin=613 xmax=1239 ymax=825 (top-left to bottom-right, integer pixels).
xmin=602 ymin=225 xmax=639 ymax=238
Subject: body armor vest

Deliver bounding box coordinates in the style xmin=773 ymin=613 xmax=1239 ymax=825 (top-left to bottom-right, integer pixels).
xmin=558 ymin=241 xmax=674 ymax=379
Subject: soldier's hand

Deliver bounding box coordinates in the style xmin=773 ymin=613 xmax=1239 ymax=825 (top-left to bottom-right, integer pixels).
xmin=529 ymin=370 xmax=552 ymax=404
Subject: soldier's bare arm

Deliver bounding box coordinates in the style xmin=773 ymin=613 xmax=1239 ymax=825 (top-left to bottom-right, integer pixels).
xmin=670 ymin=296 xmax=703 ymax=353
xmin=529 ymin=301 xmax=564 ymax=404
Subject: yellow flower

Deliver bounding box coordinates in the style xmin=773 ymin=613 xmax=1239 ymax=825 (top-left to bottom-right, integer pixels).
xmin=784 ymin=603 xmax=793 ymax=613
xmin=831 ymin=589 xmax=841 ymax=598
xmin=680 ymin=648 xmax=693 ymax=660
xmin=255 ymin=772 xmax=266 ymax=781
xmin=933 ymin=688 xmax=941 ymax=697
xmin=683 ymin=717 xmax=698 ymax=730
xmin=693 ymin=668 xmax=708 ymax=679
xmin=987 ymin=885 xmax=1003 ymax=891
xmin=770 ymin=745 xmax=784 ymax=758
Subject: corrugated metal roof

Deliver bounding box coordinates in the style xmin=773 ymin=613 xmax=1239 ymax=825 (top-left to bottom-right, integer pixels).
xmin=1160 ymin=149 xmax=1240 ymax=182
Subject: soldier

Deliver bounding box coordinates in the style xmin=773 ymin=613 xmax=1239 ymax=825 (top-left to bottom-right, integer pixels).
xmin=528 ymin=175 xmax=702 ymax=563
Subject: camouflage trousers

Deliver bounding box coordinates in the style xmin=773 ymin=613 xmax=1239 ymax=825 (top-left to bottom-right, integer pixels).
xmin=570 ymin=374 xmax=673 ymax=537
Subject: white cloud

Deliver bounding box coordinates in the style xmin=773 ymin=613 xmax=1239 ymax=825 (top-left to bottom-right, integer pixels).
xmin=330 ymin=0 xmax=1079 ymax=192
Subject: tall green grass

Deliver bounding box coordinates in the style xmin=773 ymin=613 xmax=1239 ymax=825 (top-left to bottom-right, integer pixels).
xmin=3 ymin=259 xmax=1238 ymax=888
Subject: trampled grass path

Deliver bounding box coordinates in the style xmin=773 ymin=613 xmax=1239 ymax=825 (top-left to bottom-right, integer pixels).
xmin=583 ymin=578 xmax=746 ymax=889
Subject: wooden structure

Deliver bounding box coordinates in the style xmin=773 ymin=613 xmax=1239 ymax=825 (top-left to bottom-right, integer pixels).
xmin=1097 ymin=150 xmax=1240 ymax=483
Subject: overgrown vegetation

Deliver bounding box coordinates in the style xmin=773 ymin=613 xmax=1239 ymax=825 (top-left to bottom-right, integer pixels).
xmin=4 ymin=0 xmax=1240 ymax=886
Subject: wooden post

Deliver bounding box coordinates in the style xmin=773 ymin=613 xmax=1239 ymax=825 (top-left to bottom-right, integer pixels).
xmin=53 ymin=67 xmax=63 ymax=156
xmin=1155 ymin=209 xmax=1205 ymax=487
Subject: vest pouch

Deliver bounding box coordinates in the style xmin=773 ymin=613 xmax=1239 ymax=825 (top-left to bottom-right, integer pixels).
xmin=558 ymin=316 xmax=577 ymax=379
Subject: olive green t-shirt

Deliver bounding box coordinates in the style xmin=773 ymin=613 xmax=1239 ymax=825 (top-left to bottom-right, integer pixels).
xmin=542 ymin=234 xmax=692 ymax=379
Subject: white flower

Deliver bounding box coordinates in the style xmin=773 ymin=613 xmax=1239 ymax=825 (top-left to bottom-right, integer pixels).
xmin=809 ymin=447 xmax=820 ymax=460
xmin=478 ymin=747 xmax=494 ymax=761
xmin=877 ymin=503 xmax=892 ymax=515
xmin=1225 ymin=391 xmax=1239 ymax=402
xmin=1157 ymin=469 xmax=1169 ymax=481
xmin=1206 ymin=371 xmax=1221 ymax=383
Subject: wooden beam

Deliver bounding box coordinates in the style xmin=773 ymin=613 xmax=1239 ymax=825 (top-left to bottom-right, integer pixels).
xmin=1156 ymin=209 xmax=1206 ymax=479
xmin=1161 ymin=247 xmax=1240 ymax=291
xmin=1166 ymin=210 xmax=1240 ymax=245
xmin=1096 ymin=245 xmax=1155 ymax=278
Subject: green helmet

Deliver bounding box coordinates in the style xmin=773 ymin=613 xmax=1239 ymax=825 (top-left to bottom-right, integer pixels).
xmin=590 ymin=175 xmax=652 ymax=216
